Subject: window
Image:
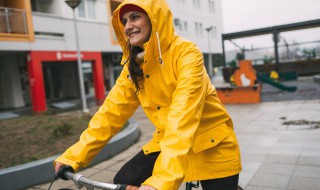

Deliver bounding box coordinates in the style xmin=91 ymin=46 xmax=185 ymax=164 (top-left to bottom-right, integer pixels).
xmin=211 ymin=26 xmax=217 ymax=38
xmin=109 ymin=0 xmax=122 ymax=44
xmin=78 ymin=0 xmax=96 ymax=19
xmin=195 ymin=23 xmax=198 ymax=35
xmin=184 ymin=21 xmax=188 ymax=32
xmin=193 ymin=0 xmax=200 ymax=8
xmin=199 ymin=23 xmax=203 ymax=35
xmin=195 ymin=22 xmax=202 ymax=36
xmin=174 ymin=18 xmax=183 ymax=31
xmin=174 ymin=18 xmax=188 ymax=34
xmin=195 ymin=22 xmax=203 ymax=36
xmin=209 ymin=0 xmax=215 ymax=13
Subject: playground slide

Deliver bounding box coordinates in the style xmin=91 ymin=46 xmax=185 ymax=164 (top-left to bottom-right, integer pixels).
xmin=256 ymin=73 xmax=297 ymax=92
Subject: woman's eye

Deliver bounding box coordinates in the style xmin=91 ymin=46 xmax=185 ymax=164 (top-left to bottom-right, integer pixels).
xmin=121 ymin=19 xmax=127 ymax=26
xmin=131 ymin=15 xmax=139 ymax=21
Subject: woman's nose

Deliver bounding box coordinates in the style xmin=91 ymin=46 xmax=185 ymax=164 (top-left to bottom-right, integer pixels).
xmin=124 ymin=21 xmax=133 ymax=31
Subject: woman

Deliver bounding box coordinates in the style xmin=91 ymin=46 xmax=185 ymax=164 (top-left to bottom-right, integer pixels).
xmin=54 ymin=0 xmax=241 ymax=189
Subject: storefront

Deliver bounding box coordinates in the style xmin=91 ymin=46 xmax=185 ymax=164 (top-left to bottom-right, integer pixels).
xmin=27 ymin=51 xmax=105 ymax=113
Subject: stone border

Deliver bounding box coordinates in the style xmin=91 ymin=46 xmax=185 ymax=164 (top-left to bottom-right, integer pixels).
xmin=313 ymin=74 xmax=320 ymax=83
xmin=0 ymin=119 xmax=140 ymax=190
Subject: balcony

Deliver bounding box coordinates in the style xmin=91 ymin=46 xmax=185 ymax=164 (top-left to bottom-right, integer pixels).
xmin=0 ymin=7 xmax=28 ymax=34
xmin=0 ymin=6 xmax=34 ymax=41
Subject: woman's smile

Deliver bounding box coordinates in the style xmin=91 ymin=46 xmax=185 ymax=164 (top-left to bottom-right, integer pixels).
xmin=128 ymin=31 xmax=140 ymax=37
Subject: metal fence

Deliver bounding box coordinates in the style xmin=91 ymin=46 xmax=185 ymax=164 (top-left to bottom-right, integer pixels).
xmin=225 ymin=40 xmax=320 ymax=66
xmin=0 ymin=7 xmax=28 ymax=34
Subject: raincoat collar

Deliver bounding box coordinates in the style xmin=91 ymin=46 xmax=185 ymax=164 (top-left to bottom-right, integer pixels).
xmin=112 ymin=0 xmax=176 ymax=65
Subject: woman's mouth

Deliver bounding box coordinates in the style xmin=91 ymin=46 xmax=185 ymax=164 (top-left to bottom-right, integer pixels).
xmin=128 ymin=31 xmax=140 ymax=37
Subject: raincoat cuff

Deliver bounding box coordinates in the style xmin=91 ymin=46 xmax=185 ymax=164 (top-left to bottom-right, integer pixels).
xmin=54 ymin=156 xmax=81 ymax=172
xmin=142 ymin=176 xmax=176 ymax=190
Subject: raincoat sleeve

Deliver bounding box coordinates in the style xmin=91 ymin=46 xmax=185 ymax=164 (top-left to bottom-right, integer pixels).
xmin=143 ymin=44 xmax=207 ymax=189
xmin=54 ymin=65 xmax=139 ymax=171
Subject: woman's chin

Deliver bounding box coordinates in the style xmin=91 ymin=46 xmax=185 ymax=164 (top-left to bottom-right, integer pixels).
xmin=129 ymin=40 xmax=142 ymax=47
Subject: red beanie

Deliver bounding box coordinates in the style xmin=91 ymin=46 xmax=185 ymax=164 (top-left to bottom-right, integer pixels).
xmin=119 ymin=4 xmax=147 ymax=20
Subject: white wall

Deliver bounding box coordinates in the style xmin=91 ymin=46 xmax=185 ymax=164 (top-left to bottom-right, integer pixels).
xmin=168 ymin=0 xmax=223 ymax=53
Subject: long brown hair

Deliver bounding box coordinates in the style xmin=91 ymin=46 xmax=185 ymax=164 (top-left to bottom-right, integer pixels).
xmin=124 ymin=41 xmax=144 ymax=93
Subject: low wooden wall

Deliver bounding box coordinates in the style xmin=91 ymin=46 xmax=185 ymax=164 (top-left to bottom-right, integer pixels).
xmin=216 ymin=84 xmax=261 ymax=104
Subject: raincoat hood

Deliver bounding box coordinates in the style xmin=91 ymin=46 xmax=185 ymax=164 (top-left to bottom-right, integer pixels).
xmin=112 ymin=0 xmax=176 ymax=64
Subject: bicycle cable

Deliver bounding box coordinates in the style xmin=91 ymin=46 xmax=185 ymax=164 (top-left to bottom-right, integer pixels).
xmin=47 ymin=172 xmax=59 ymax=190
xmin=48 ymin=165 xmax=75 ymax=190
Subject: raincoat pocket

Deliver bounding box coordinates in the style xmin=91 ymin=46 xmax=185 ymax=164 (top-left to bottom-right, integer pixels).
xmin=192 ymin=122 xmax=231 ymax=153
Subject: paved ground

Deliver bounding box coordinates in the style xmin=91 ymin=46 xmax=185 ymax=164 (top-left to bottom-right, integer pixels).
xmin=27 ymin=76 xmax=320 ymax=189
xmin=260 ymin=76 xmax=320 ymax=102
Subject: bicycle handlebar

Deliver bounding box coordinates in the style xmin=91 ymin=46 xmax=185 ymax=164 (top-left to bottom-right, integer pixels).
xmin=64 ymin=171 xmax=127 ymax=190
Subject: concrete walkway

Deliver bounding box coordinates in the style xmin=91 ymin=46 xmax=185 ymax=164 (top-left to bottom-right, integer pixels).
xmin=29 ymin=99 xmax=320 ymax=190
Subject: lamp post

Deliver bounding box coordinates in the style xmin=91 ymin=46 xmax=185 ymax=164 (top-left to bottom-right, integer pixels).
xmin=65 ymin=0 xmax=89 ymax=113
xmin=205 ymin=26 xmax=213 ymax=81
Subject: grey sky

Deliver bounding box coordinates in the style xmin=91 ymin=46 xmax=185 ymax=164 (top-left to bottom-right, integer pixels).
xmin=221 ymin=0 xmax=320 ymax=51
xmin=221 ymin=0 xmax=320 ymax=33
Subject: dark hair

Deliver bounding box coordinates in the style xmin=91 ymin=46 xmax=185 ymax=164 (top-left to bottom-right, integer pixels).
xmin=124 ymin=41 xmax=144 ymax=93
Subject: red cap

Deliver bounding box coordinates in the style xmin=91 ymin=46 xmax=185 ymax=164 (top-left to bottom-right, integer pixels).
xmin=119 ymin=4 xmax=147 ymax=20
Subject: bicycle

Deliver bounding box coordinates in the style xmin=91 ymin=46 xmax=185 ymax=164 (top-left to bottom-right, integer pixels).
xmin=49 ymin=165 xmax=242 ymax=190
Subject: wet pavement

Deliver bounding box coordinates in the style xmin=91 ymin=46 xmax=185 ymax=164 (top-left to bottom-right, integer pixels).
xmin=22 ymin=76 xmax=320 ymax=189
xmin=261 ymin=76 xmax=320 ymax=102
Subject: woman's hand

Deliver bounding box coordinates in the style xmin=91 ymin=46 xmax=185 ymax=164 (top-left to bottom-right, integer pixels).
xmin=125 ymin=185 xmax=155 ymax=190
xmin=139 ymin=185 xmax=156 ymax=190
xmin=54 ymin=162 xmax=65 ymax=174
xmin=126 ymin=185 xmax=139 ymax=190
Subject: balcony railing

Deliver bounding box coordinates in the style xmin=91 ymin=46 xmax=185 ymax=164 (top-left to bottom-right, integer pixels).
xmin=0 ymin=7 xmax=28 ymax=34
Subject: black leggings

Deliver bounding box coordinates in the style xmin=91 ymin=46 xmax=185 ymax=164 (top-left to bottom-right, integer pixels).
xmin=114 ymin=150 xmax=239 ymax=190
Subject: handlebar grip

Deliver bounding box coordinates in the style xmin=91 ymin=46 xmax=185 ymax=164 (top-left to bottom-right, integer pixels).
xmin=119 ymin=184 xmax=127 ymax=190
xmin=57 ymin=165 xmax=75 ymax=181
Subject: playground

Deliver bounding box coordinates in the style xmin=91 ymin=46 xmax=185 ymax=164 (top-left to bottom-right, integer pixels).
xmin=214 ymin=59 xmax=320 ymax=104
xmin=214 ymin=19 xmax=320 ymax=104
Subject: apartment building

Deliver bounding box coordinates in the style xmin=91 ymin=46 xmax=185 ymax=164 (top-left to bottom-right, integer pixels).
xmin=0 ymin=0 xmax=223 ymax=113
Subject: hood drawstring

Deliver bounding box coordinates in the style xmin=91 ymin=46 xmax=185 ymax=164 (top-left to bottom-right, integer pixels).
xmin=155 ymin=31 xmax=163 ymax=64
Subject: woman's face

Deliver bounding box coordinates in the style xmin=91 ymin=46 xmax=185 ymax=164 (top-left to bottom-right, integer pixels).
xmin=122 ymin=11 xmax=151 ymax=48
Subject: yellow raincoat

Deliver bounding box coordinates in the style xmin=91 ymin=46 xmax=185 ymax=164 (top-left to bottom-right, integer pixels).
xmin=55 ymin=0 xmax=241 ymax=189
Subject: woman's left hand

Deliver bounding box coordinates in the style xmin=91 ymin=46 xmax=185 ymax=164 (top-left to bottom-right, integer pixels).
xmin=139 ymin=185 xmax=156 ymax=190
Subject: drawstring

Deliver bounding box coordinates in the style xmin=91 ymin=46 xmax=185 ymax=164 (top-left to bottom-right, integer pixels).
xmin=155 ymin=31 xmax=163 ymax=64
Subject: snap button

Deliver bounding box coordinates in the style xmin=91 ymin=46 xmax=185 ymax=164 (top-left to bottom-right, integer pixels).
xmin=157 ymin=106 xmax=160 ymax=110
xmin=157 ymin=131 xmax=160 ymax=134
xmin=146 ymin=75 xmax=150 ymax=78
xmin=211 ymin=139 xmax=215 ymax=143
xmin=146 ymin=150 xmax=148 ymax=153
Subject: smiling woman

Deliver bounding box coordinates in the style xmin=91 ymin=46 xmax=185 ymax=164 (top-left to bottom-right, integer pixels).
xmin=54 ymin=1 xmax=242 ymax=190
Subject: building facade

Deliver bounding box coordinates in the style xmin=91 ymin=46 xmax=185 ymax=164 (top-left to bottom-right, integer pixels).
xmin=0 ymin=0 xmax=223 ymax=113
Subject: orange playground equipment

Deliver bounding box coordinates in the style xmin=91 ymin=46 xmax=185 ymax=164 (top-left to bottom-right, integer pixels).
xmin=216 ymin=60 xmax=262 ymax=104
